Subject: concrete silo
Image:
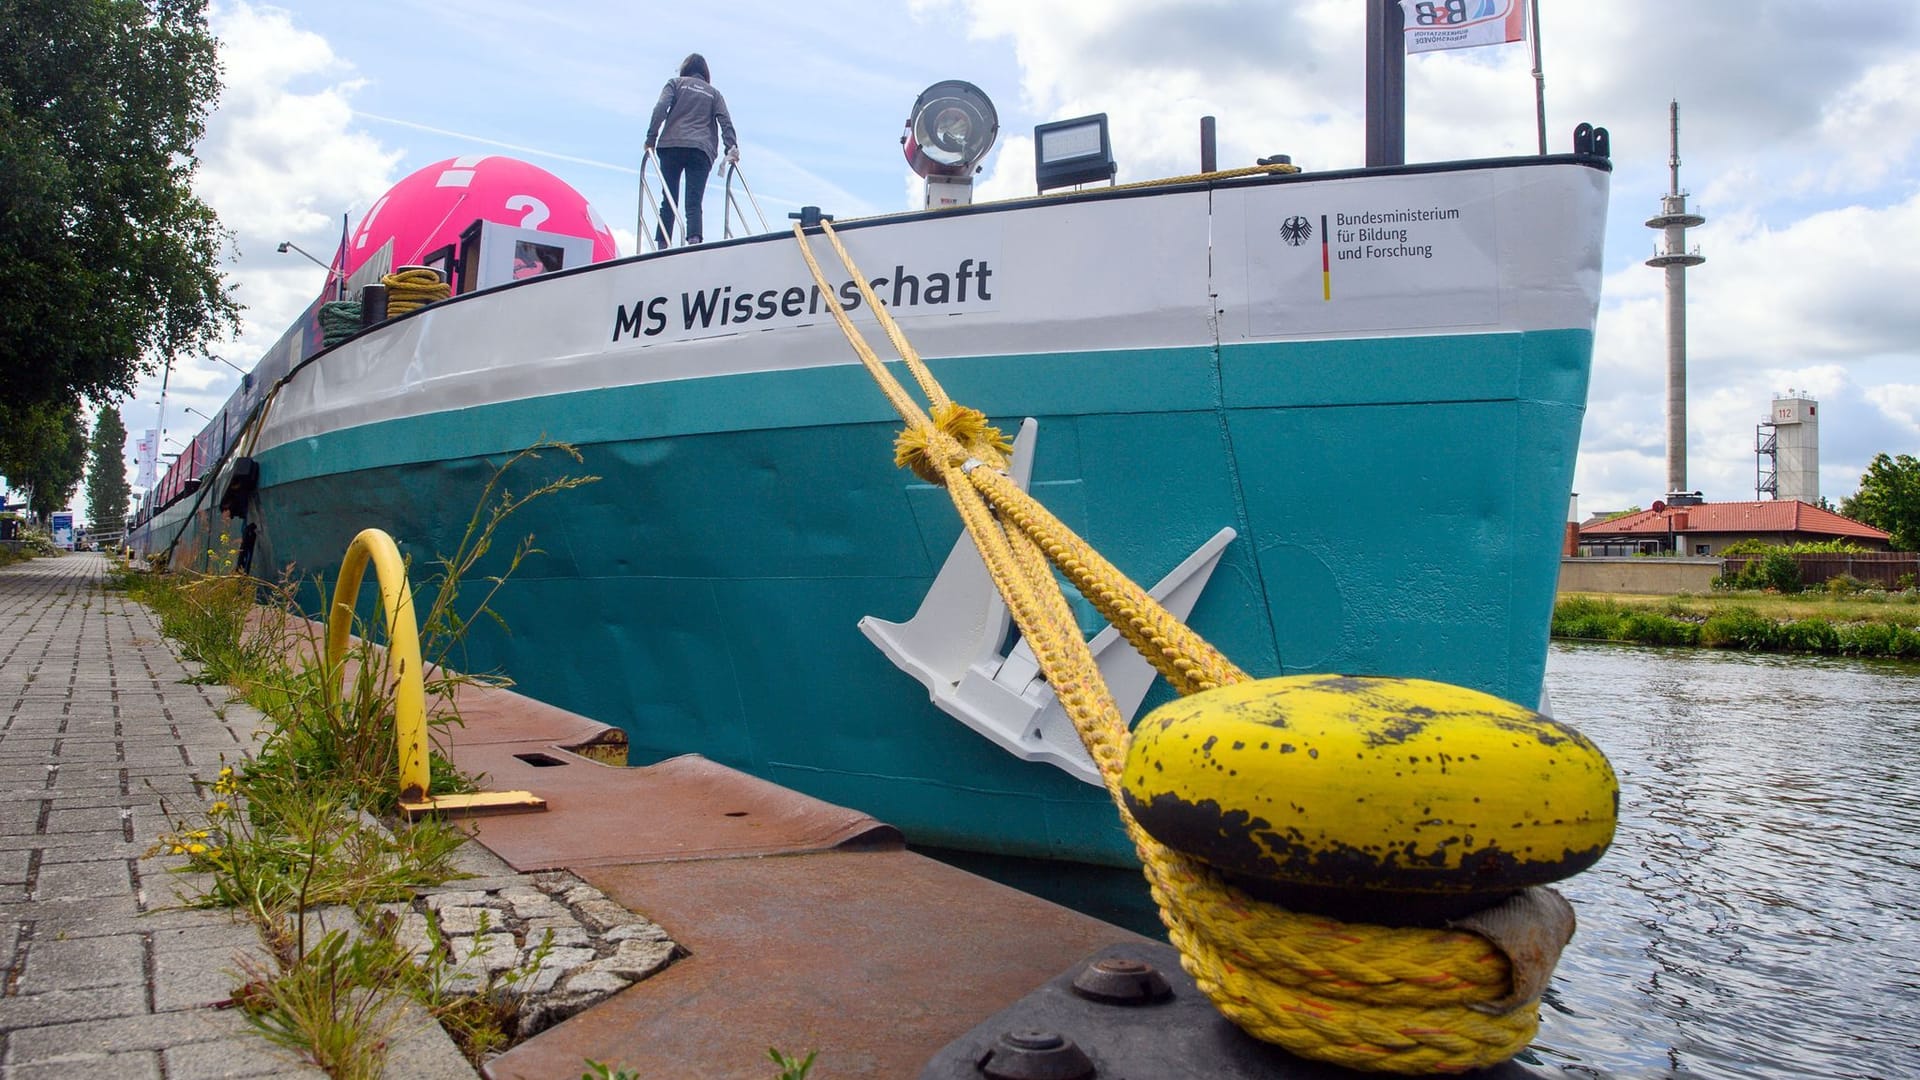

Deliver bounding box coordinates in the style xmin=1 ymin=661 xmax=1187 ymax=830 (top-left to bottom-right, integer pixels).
xmin=1756 ymin=392 xmax=1820 ymax=503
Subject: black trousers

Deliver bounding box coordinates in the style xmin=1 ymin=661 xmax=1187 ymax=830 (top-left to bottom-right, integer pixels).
xmin=655 ymin=146 xmax=713 ymax=247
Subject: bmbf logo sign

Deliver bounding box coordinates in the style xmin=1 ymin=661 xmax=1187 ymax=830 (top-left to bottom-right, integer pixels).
xmin=1280 ymin=215 xmax=1313 ymax=246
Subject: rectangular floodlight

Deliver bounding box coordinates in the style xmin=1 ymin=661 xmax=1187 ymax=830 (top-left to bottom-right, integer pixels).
xmin=1034 ymin=113 xmax=1116 ymax=192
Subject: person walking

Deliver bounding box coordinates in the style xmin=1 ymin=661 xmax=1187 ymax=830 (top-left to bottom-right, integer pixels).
xmin=645 ymin=53 xmax=738 ymax=248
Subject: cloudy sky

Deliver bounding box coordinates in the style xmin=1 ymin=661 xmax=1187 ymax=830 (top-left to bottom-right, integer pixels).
xmin=98 ymin=0 xmax=1920 ymax=517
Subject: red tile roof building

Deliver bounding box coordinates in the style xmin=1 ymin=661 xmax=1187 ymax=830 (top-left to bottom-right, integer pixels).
xmin=1578 ymin=500 xmax=1890 ymax=556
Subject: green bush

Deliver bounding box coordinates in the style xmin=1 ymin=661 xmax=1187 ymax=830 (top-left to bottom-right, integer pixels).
xmin=1552 ymin=597 xmax=1625 ymax=640
xmin=1778 ymin=618 xmax=1840 ymax=653
xmin=1700 ymin=608 xmax=1777 ymax=649
xmin=1616 ymin=612 xmax=1700 ymax=647
xmin=1725 ymin=557 xmax=1769 ymax=591
xmin=1838 ymin=621 xmax=1895 ymax=656
xmin=1892 ymin=626 xmax=1920 ymax=657
xmin=1724 ymin=538 xmax=1871 ymax=555
xmin=1826 ymin=574 xmax=1866 ymax=596
xmin=1755 ymin=550 xmax=1803 ymax=593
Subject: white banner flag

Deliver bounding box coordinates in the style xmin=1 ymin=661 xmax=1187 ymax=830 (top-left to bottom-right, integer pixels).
xmin=1400 ymin=0 xmax=1527 ymax=54
xmin=134 ymin=429 xmax=158 ymax=491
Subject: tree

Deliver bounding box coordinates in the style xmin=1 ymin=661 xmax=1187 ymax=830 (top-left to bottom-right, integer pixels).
xmin=1841 ymin=453 xmax=1920 ymax=551
xmin=0 ymin=0 xmax=239 ymax=417
xmin=86 ymin=406 xmax=131 ymax=537
xmin=0 ymin=400 xmax=89 ymax=519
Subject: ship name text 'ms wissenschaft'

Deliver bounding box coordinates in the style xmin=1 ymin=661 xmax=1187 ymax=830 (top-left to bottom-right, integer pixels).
xmin=613 ymin=259 xmax=996 ymax=340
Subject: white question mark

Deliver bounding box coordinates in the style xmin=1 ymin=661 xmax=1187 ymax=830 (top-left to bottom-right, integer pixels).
xmin=505 ymin=195 xmax=550 ymax=230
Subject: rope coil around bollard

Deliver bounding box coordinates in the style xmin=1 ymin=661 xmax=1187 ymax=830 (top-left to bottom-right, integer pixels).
xmin=318 ymin=301 xmax=363 ymax=348
xmin=382 ymin=268 xmax=450 ymax=318
xmin=789 ymin=211 xmax=1562 ymax=1073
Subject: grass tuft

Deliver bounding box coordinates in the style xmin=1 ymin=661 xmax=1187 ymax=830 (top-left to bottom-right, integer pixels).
xmin=131 ymin=440 xmax=598 ymax=1074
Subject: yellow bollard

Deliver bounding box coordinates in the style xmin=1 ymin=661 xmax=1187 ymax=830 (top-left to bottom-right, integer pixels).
xmin=326 ymin=528 xmax=431 ymax=801
xmin=325 ymin=528 xmax=544 ymax=816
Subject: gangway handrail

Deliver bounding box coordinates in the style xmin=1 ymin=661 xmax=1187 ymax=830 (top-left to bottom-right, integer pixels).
xmin=640 ymin=154 xmax=771 ymax=249
xmin=722 ymin=162 xmax=770 ymax=239
xmin=635 ymin=147 xmax=686 ymax=252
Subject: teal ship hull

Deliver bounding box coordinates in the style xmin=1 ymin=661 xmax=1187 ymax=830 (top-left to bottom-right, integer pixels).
xmin=144 ymin=156 xmax=1610 ymax=866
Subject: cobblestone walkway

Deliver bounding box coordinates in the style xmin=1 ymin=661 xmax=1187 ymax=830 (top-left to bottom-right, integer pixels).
xmin=0 ymin=553 xmax=467 ymax=1078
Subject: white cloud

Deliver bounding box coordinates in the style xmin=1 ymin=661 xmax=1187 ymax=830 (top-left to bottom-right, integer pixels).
xmin=1814 ymin=55 xmax=1920 ymax=192
xmin=194 ymin=4 xmax=401 ymax=347
xmin=116 ymin=2 xmax=405 ymax=500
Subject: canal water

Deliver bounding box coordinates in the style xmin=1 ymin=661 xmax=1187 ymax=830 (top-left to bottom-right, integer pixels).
xmin=1531 ymin=642 xmax=1920 ymax=1078
xmin=929 ymin=642 xmax=1920 ymax=1078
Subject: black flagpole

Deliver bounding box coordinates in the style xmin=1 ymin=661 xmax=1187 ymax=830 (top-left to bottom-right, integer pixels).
xmin=1365 ymin=0 xmax=1406 ymax=167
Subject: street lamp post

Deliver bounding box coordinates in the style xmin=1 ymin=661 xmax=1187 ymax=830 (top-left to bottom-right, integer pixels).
xmin=278 ymin=241 xmax=344 ymax=300
xmin=209 ymin=354 xmax=253 ymax=383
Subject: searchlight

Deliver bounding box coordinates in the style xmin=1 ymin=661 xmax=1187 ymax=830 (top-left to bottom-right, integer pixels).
xmin=902 ymin=80 xmax=998 ymax=210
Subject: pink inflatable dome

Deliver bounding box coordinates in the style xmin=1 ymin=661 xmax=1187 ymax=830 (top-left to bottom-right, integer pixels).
xmin=336 ymin=155 xmax=618 ymax=280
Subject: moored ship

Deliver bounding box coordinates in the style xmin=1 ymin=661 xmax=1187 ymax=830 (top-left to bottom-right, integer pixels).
xmin=138 ymin=128 xmax=1610 ymax=867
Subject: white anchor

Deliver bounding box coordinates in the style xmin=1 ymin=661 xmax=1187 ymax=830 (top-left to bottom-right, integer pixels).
xmin=860 ymin=418 xmax=1236 ymax=786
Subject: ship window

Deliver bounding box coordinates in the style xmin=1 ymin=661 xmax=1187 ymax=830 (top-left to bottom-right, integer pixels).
xmin=512 ymin=241 xmax=567 ymax=280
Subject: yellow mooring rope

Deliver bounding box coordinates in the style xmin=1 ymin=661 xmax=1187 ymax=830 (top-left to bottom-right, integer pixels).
xmin=382 ymin=268 xmax=450 ymax=317
xmin=792 ymin=216 xmax=1536 ymax=1073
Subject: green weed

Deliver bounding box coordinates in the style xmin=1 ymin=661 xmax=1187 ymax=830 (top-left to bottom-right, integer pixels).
xmin=233 ymin=927 xmax=418 ymax=1080
xmin=134 ymin=440 xmax=598 ymax=1071
xmin=769 ymin=1047 xmax=820 ymax=1079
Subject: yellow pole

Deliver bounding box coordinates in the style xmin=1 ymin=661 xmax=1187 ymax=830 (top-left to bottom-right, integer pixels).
xmin=325 ymin=528 xmax=430 ymax=802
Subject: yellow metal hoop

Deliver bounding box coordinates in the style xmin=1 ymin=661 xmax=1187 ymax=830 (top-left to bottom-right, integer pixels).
xmin=326 ymin=528 xmax=430 ymax=801
xmin=324 ymin=527 xmax=544 ymax=817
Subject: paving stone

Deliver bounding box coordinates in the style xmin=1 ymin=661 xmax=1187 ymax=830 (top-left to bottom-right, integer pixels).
xmin=382 ymin=1001 xmax=480 ymax=1080
xmin=151 ymin=938 xmax=264 ymax=1012
xmin=164 ymin=1036 xmax=328 ymax=1080
xmin=2 ymin=1049 xmax=164 ymax=1078
xmin=572 ymin=897 xmax=638 ymax=932
xmin=0 ymin=829 xmax=129 ymax=851
xmin=0 ymin=982 xmax=149 ymax=1031
xmin=423 ymin=889 xmax=490 ymax=910
xmin=434 ymin=905 xmax=494 ymax=935
xmin=3 ymin=1008 xmax=237 ymax=1061
xmin=522 ymin=921 xmax=590 ymax=949
xmin=15 ymin=931 xmax=146 ymax=993
xmin=459 ymin=928 xmax=522 ymax=964
xmin=31 ymin=857 xmax=132 ymax=900
xmin=604 ymin=920 xmax=673 ymax=943
xmin=0 ymin=849 xmax=34 ymax=884
xmin=601 ymin=937 xmax=676 ymax=979
xmin=148 ymin=920 xmax=262 ymax=955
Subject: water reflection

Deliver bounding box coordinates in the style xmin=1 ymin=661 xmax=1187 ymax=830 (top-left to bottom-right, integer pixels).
xmin=1538 ymin=642 xmax=1920 ymax=1078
